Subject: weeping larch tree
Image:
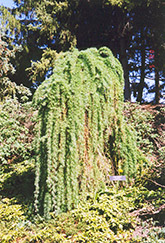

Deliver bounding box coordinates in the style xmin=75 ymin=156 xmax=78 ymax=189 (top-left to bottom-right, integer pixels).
xmin=33 ymin=47 xmax=144 ymax=218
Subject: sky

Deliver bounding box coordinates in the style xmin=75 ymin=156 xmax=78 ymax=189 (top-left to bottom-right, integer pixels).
xmin=0 ymin=0 xmax=14 ymax=8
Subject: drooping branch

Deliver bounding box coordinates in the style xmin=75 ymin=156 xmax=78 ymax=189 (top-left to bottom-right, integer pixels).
xmin=33 ymin=47 xmax=145 ymax=218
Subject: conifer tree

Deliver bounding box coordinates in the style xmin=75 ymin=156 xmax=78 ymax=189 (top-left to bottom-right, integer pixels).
xmin=33 ymin=47 xmax=143 ymax=218
xmin=1 ymin=0 xmax=163 ymax=101
xmin=0 ymin=30 xmax=31 ymax=102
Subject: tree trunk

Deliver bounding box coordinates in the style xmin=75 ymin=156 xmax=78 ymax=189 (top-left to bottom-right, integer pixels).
xmin=119 ymin=37 xmax=131 ymax=101
xmin=137 ymin=30 xmax=145 ymax=103
xmin=155 ymin=55 xmax=160 ymax=104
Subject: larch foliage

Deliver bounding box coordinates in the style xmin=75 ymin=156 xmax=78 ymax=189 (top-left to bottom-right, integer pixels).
xmin=33 ymin=47 xmax=142 ymax=218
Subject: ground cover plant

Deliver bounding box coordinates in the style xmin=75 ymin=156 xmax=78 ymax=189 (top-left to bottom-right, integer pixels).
xmin=0 ymin=183 xmax=164 ymax=242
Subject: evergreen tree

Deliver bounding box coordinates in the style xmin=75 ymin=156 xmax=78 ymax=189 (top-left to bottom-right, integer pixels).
xmin=128 ymin=0 xmax=165 ymax=103
xmin=1 ymin=0 xmax=164 ymax=102
xmin=0 ymin=29 xmax=31 ymax=102
xmin=33 ymin=47 xmax=144 ymax=218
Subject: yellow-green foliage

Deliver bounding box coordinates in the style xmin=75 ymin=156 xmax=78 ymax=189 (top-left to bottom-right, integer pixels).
xmin=0 ymin=188 xmax=137 ymax=243
xmin=0 ymin=198 xmax=26 ymax=242
xmin=33 ymin=47 xmax=142 ymax=218
xmin=0 ymin=186 xmax=164 ymax=242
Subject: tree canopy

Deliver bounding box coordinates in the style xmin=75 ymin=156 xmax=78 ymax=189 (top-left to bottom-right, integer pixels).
xmin=0 ymin=0 xmax=164 ymax=102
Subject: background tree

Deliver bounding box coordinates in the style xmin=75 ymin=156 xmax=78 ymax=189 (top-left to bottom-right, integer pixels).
xmin=0 ymin=0 xmax=164 ymax=102
xmin=127 ymin=0 xmax=165 ymax=103
xmin=0 ymin=28 xmax=31 ymax=102
xmin=0 ymin=3 xmax=42 ymax=89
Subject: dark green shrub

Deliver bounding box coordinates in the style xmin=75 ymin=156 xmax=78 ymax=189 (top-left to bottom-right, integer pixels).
xmin=124 ymin=102 xmax=158 ymax=154
xmin=0 ymin=99 xmax=35 ymax=167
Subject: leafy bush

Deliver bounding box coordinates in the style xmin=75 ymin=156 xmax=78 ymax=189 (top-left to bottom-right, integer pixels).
xmin=0 ymin=159 xmax=35 ymax=207
xmin=133 ymin=187 xmax=165 ymax=209
xmin=142 ymin=226 xmax=165 ymax=243
xmin=124 ymin=102 xmax=157 ymax=155
xmin=135 ymin=219 xmax=165 ymax=243
xmin=124 ymin=103 xmax=165 ymax=190
xmin=0 ymin=99 xmax=36 ymax=167
xmin=0 ymin=197 xmax=27 ymax=242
